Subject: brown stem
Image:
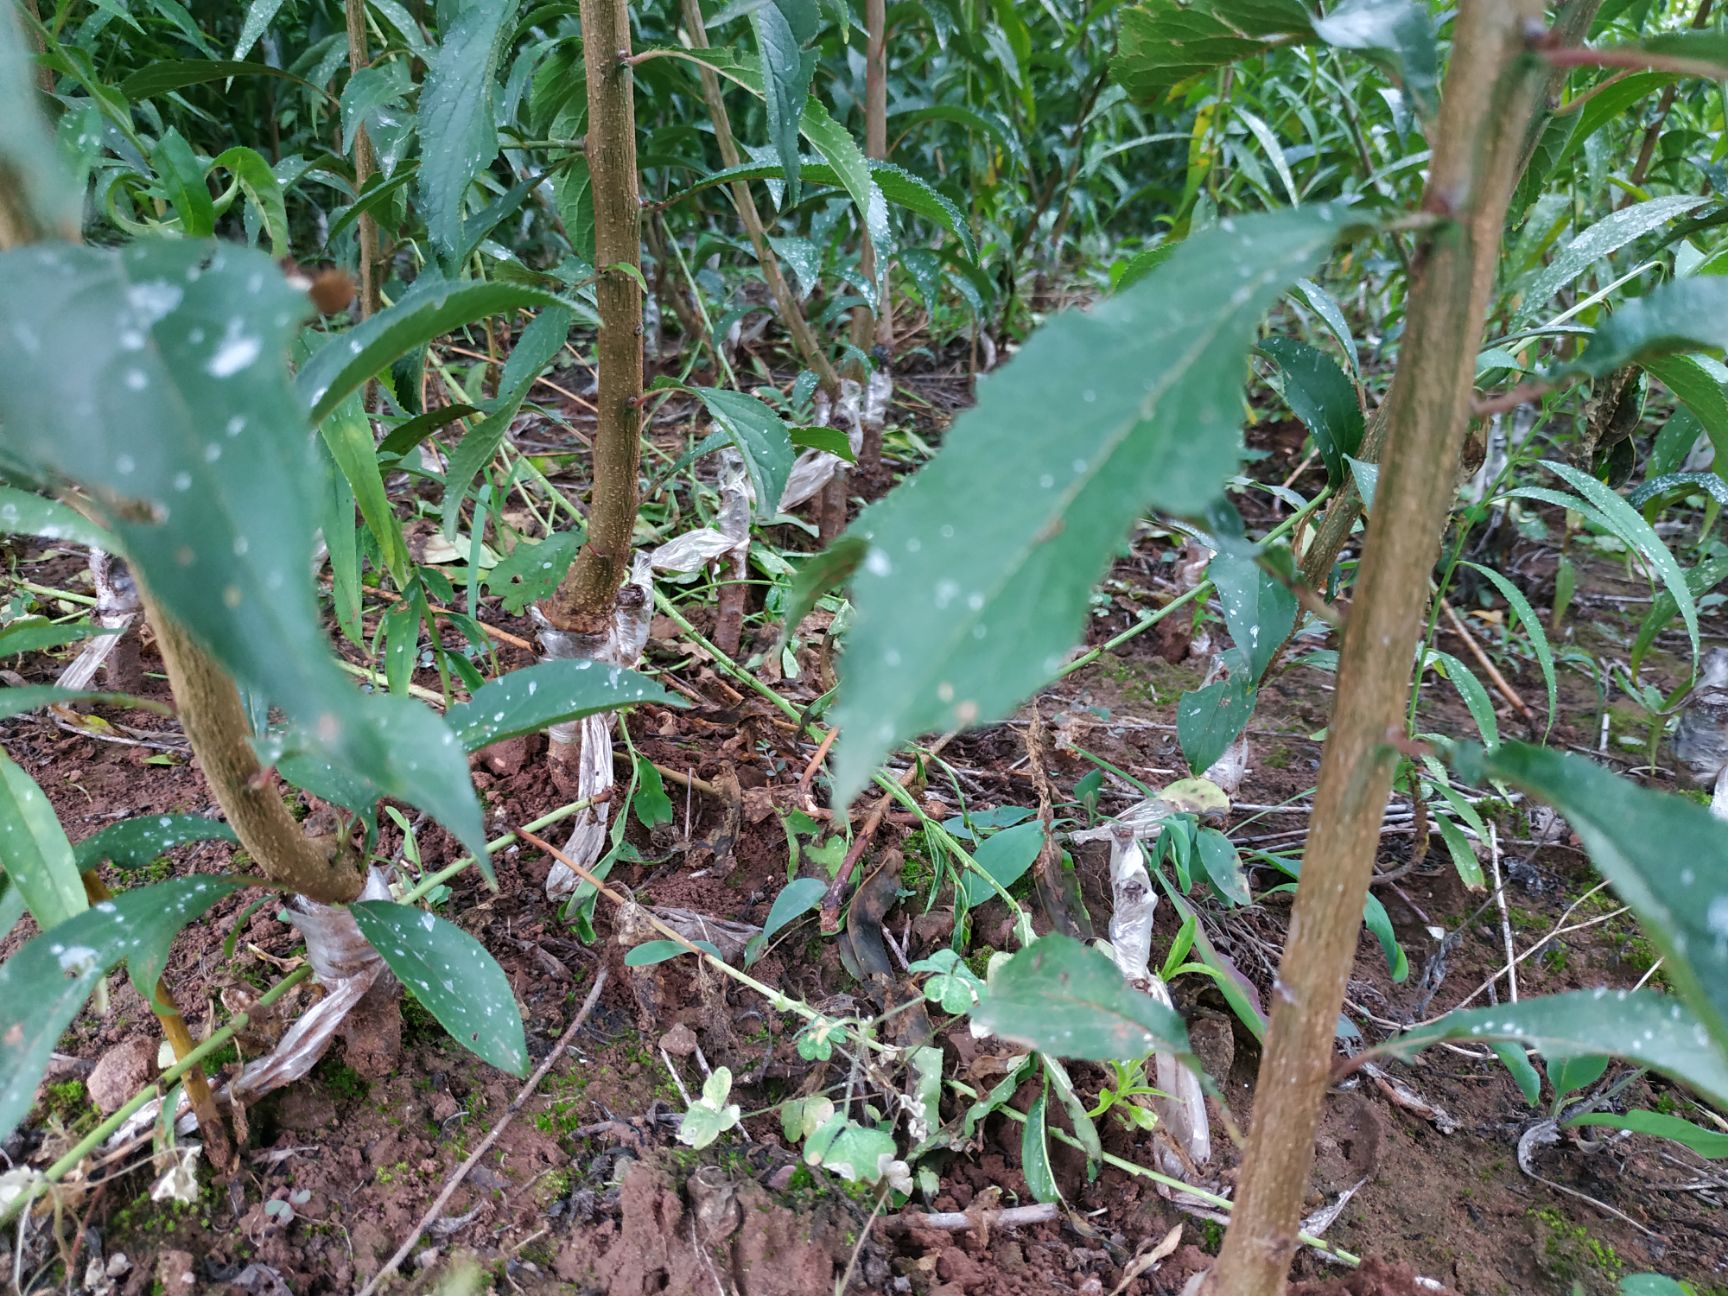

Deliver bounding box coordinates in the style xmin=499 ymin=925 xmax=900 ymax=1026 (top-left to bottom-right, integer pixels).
xmin=849 ymin=0 xmax=891 ymax=364
xmin=541 ymin=0 xmax=644 ymax=635
xmin=343 ymin=0 xmax=382 ymax=325
xmin=679 ymin=0 xmax=840 ymax=395
xmin=1205 ymin=5 xmax=1549 ymax=1293
xmin=150 ymin=609 xmax=364 ymax=905
xmin=1297 ymin=0 xmax=1605 ymax=594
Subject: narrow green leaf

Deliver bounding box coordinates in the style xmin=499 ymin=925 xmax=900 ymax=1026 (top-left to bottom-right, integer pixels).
xmin=632 ymin=757 xmax=674 ymax=829
xmin=1430 ymin=650 xmax=1498 ymax=749
xmin=1210 ymin=552 xmax=1296 ymax=682
xmin=1567 ymin=1109 xmax=1728 ymax=1159
xmin=0 ymin=486 xmax=113 ymax=548
xmin=233 ymin=0 xmax=288 ymax=58
xmin=0 ymin=621 xmax=106 ymax=656
xmin=1311 ymin=0 xmax=1438 ymax=118
xmin=751 ymin=2 xmax=813 ymax=206
xmin=1515 ymin=195 xmax=1708 ymax=323
xmin=744 ymin=876 xmax=826 ymax=965
xmin=321 ymin=394 xmax=409 ymax=585
xmin=0 ymin=687 xmax=167 ymax=721
xmin=1491 ymin=1041 xmax=1542 ymax=1106
xmin=1461 ymin=563 xmax=1557 ymax=737
xmin=1620 ymin=1276 xmax=1693 ymax=1296
xmin=443 ymin=660 xmax=682 ymax=753
xmin=626 ymin=938 xmax=725 ymax=966
xmin=1543 ymin=462 xmax=1698 ymax=663
xmin=1642 ymin=354 xmax=1728 ymax=477
xmin=692 ymin=387 xmax=795 ymax=520
xmin=0 ymin=875 xmax=242 ymax=1143
xmin=1449 ymin=740 xmax=1728 ymax=1054
xmin=1380 ymin=990 xmax=1728 ymax=1110
xmin=1292 ymin=278 xmax=1359 ymax=377
xmin=73 ymin=814 xmax=237 ymax=869
xmin=1021 ymin=1084 xmax=1060 ymax=1203
xmin=118 ymin=59 xmax=323 ymax=101
xmin=1195 ymin=827 xmax=1250 ymax=906
xmin=1362 ymin=891 xmax=1408 ymax=981
xmin=350 ymin=900 xmax=528 ymax=1075
xmin=972 ymin=933 xmax=1193 ymax=1062
xmin=1259 ymin=336 xmax=1363 ymax=487
xmin=789 ymin=426 xmax=855 ymax=458
xmin=828 ymin=207 xmax=1363 ymax=801
xmin=1631 ymin=555 xmax=1728 ymax=675
xmin=0 ymin=753 xmax=85 ymax=931
xmin=297 ymin=278 xmax=565 ymax=423
xmin=417 ymin=0 xmax=517 ymax=258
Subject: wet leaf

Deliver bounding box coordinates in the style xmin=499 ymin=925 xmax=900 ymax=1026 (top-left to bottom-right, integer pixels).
xmin=745 ymin=876 xmax=825 ymax=965
xmin=1021 ymin=1085 xmax=1059 ymax=1202
xmin=960 ymin=820 xmax=1046 ymax=907
xmin=1209 ymin=551 xmax=1295 ymax=682
xmin=1259 ymin=336 xmax=1363 ymax=487
xmin=1571 ymin=277 xmax=1728 ymax=378
xmin=1515 ymin=195 xmax=1708 ymax=322
xmin=417 ymin=0 xmax=515 ymax=259
xmin=350 ymin=901 xmax=528 ymax=1076
xmin=0 ymin=876 xmax=243 ymax=1143
xmin=828 ymin=207 xmax=1362 ymax=802
xmin=443 ymin=660 xmax=682 ymax=753
xmin=973 ymin=933 xmax=1192 ymax=1062
xmin=1567 ymin=1109 xmax=1728 ymax=1159
xmin=692 ymin=387 xmax=794 ymax=520
xmin=73 ymin=814 xmax=237 ymax=870
xmin=0 ymin=752 xmax=85 ymax=930
xmin=1178 ymin=674 xmax=1258 ymax=777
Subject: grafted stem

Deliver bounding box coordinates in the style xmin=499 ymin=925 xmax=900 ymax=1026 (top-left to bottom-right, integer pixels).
xmin=1206 ymin=5 xmax=1549 ymax=1292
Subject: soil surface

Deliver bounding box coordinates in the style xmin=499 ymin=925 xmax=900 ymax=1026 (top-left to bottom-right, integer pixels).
xmin=4 ymin=382 xmax=1727 ymax=1296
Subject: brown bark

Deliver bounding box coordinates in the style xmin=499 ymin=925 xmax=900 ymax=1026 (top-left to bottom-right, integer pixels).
xmin=150 ymin=612 xmax=364 ymax=904
xmin=1296 ymin=0 xmax=1605 ymax=593
xmin=541 ymin=0 xmax=644 ymax=635
xmin=850 ymin=0 xmax=890 ymax=358
xmin=1205 ymin=5 xmax=1549 ymax=1293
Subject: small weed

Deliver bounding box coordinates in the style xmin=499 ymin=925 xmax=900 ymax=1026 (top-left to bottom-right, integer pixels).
xmin=1531 ymin=1206 xmax=1622 ymax=1287
xmin=316 ymin=1059 xmax=370 ymax=1104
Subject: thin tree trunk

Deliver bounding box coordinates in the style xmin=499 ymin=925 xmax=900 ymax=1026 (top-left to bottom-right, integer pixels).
xmin=343 ymin=0 xmax=382 ymax=324
xmin=1296 ymin=0 xmax=1605 ymax=593
xmin=542 ymin=0 xmax=644 ymax=636
xmin=1205 ymin=5 xmax=1548 ymax=1293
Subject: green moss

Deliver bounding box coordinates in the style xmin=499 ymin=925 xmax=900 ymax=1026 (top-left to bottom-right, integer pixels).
xmin=317 ymin=1059 xmax=370 ymax=1104
xmin=41 ymin=1079 xmax=95 ymax=1131
xmin=1261 ymin=745 xmax=1294 ymax=770
xmin=1531 ymin=1206 xmax=1622 ymax=1287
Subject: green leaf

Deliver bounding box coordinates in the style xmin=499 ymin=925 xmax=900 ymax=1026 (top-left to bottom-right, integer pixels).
xmin=692 ymin=387 xmax=794 ymax=520
xmin=751 ymin=2 xmax=813 ymax=206
xmin=1621 ymin=29 xmax=1728 ymax=76
xmin=804 ymin=1110 xmax=901 ymax=1184
xmin=828 ymin=207 xmax=1362 ymax=801
xmin=1195 ymin=827 xmax=1250 ymax=906
xmin=0 ymin=621 xmax=106 ymax=656
xmin=233 ymin=0 xmax=288 ymax=58
xmin=1547 ymin=1052 xmax=1610 ymax=1099
xmin=350 ymin=900 xmax=528 ymax=1075
xmin=1515 ymin=195 xmax=1709 ymax=324
xmin=744 ymin=876 xmax=826 ymax=965
xmin=960 ymin=820 xmax=1046 ymax=907
xmin=1461 ymin=563 xmax=1557 ymax=737
xmin=1209 ymin=552 xmax=1295 ymax=682
xmin=1259 ymin=336 xmax=1363 ymax=487
xmin=1429 ymin=650 xmax=1498 ymax=749
xmin=781 ymin=535 xmax=865 ymax=642
xmin=73 ymin=814 xmax=237 ymax=870
xmin=1434 ymin=813 xmax=1484 ymax=891
xmin=626 ymin=938 xmax=726 ymax=967
xmin=1620 ymin=1277 xmax=1692 ymax=1296
xmin=0 ymin=243 xmax=487 ymax=862
xmin=0 ymin=875 xmax=242 ymax=1143
xmin=417 ymin=0 xmax=517 ymax=259
xmin=1543 ymin=462 xmax=1699 ymax=663
xmin=632 ymin=757 xmax=674 ymax=829
xmin=972 ymin=933 xmax=1193 ymax=1062
xmin=678 ymin=1065 xmax=742 ymax=1148
xmin=485 ymin=531 xmax=579 ymax=615
xmin=209 ymin=146 xmax=291 ymax=257
xmin=1021 ymin=1085 xmax=1059 ymax=1203
xmin=1178 ymin=674 xmax=1258 ymax=777
xmin=1568 ymin=1109 xmax=1728 ymax=1159
xmin=118 ymin=59 xmax=322 ymax=101
xmin=1362 ymin=891 xmax=1408 ymax=982
xmin=1111 ymin=0 xmax=1314 ymax=101
xmin=1631 ymin=555 xmax=1728 ymax=674
xmin=1491 ymin=1040 xmax=1542 ymax=1106
xmin=1642 ymin=355 xmax=1728 ymax=478
xmin=1310 ymin=0 xmax=1438 ymax=118
xmin=1572 ymin=278 xmax=1728 ymax=378
xmin=297 ymin=278 xmax=566 ymax=423
xmin=151 ymin=129 xmax=215 ymax=237
xmin=0 ymin=686 xmax=167 ymax=721
xmin=441 ymin=305 xmax=575 ymax=535
xmin=0 ymin=752 xmax=85 ymax=931
xmin=0 ymin=12 xmax=79 ymax=239
xmin=1380 ymin=990 xmax=1728 ymax=1110
xmin=1449 ymin=740 xmax=1728 ymax=1056
xmin=444 ymin=660 xmax=681 ymax=753
xmin=321 ymin=393 xmax=409 ymax=585
xmin=1293 ymin=279 xmax=1359 ymax=377
xmin=789 ymin=425 xmax=855 ymax=458
xmin=0 ymin=486 xmax=113 ymax=548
